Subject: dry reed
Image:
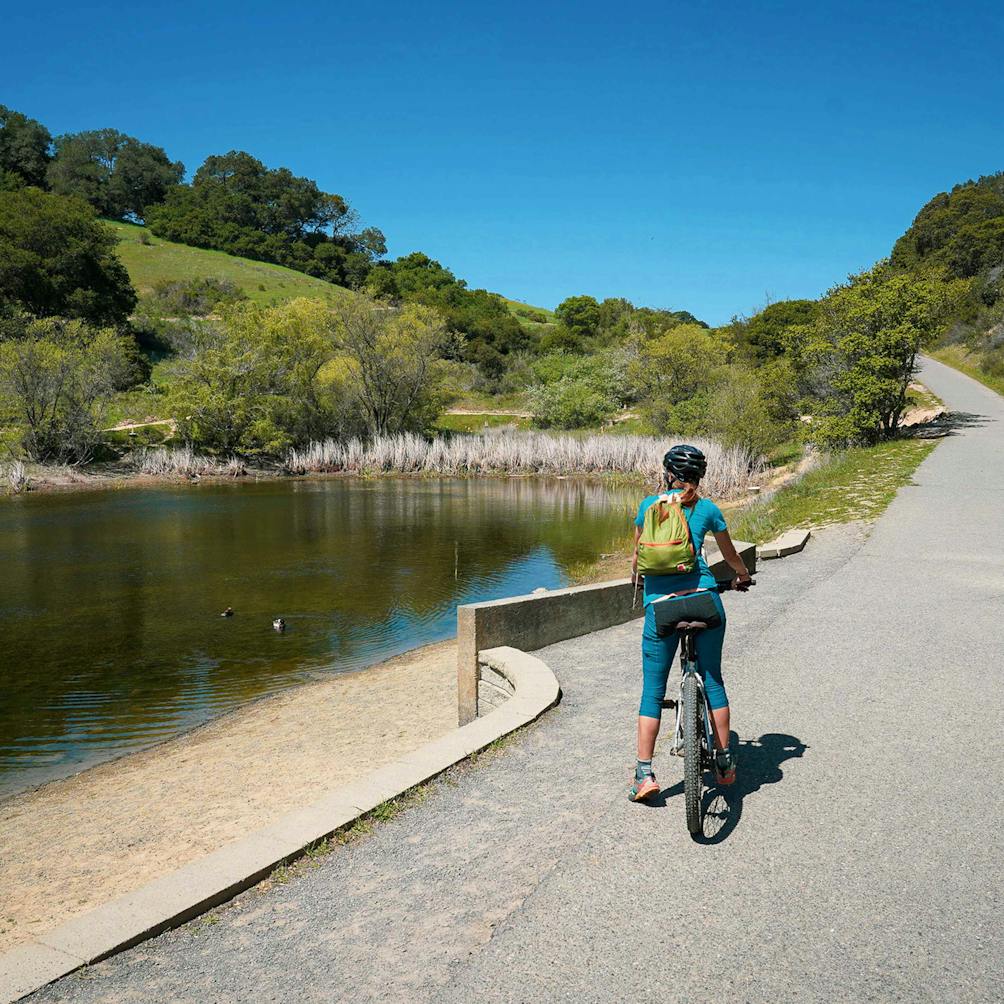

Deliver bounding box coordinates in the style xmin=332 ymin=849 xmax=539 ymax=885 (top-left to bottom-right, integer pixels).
xmin=4 ymin=460 xmax=29 ymax=494
xmin=134 ymin=448 xmax=247 ymax=478
xmin=286 ymin=430 xmax=763 ymax=500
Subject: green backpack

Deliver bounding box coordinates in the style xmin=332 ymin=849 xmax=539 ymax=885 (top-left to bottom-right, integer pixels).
xmin=637 ymin=493 xmax=697 ymax=576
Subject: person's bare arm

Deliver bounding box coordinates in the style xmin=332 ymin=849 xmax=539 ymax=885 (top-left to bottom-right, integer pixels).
xmin=713 ymin=529 xmax=752 ymax=588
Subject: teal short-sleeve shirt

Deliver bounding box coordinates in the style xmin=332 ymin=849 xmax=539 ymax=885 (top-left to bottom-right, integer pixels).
xmin=634 ymin=494 xmax=728 ymax=600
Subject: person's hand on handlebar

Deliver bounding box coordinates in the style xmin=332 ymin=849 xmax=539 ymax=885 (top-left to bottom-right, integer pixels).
xmin=732 ymin=570 xmax=752 ymax=592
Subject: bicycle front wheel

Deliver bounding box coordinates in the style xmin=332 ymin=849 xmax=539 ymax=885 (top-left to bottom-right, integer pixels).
xmin=682 ymin=673 xmax=702 ymax=834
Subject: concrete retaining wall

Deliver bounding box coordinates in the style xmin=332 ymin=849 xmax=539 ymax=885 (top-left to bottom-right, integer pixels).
xmin=456 ymin=539 xmax=755 ymax=724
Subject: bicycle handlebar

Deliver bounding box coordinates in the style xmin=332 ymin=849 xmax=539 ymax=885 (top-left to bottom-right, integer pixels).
xmin=716 ymin=578 xmax=756 ymax=593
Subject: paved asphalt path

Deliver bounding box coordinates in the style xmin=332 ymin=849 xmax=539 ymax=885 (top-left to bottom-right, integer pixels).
xmin=34 ymin=357 xmax=1002 ymax=1003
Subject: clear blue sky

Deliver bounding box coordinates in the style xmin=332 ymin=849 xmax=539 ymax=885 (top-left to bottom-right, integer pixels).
xmin=3 ymin=1 xmax=1003 ymax=324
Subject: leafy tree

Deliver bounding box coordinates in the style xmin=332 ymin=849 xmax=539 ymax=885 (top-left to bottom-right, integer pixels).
xmin=806 ymin=266 xmax=949 ymax=444
xmin=0 ymin=315 xmax=136 ymax=462
xmin=539 ymin=323 xmax=587 ymax=354
xmin=147 ymin=151 xmax=382 ymax=286
xmin=47 ymin=129 xmax=184 ymax=221
xmin=944 ymin=218 xmax=1004 ymax=279
xmin=331 ymin=297 xmax=454 ymax=435
xmin=366 ymin=252 xmax=529 ymax=378
xmin=702 ymin=364 xmax=797 ymax=456
xmin=552 ymin=295 xmax=601 ymax=350
xmin=167 ymin=298 xmax=334 ymax=455
xmin=631 ymin=322 xmax=727 ymax=427
xmin=597 ymin=297 xmax=635 ymax=337
xmin=0 ymin=187 xmax=136 ymax=325
xmin=543 ymin=296 xmax=706 ymax=352
xmin=728 ymin=298 xmax=819 ymax=363
xmin=0 ymin=105 xmax=52 ymax=188
xmin=891 ymin=173 xmax=1004 ymax=278
xmin=188 ymin=151 xmax=350 ymax=239
xmin=365 ymin=251 xmax=457 ymax=298
xmin=630 ymin=307 xmax=708 ymax=339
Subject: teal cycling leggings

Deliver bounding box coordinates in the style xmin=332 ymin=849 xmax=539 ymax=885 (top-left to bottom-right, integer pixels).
xmin=639 ymin=593 xmax=728 ymax=716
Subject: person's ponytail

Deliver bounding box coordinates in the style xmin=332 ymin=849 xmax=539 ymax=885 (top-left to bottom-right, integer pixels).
xmin=674 ymin=481 xmax=700 ymax=506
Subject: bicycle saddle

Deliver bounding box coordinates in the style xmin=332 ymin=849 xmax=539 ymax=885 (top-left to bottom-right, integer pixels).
xmin=672 ymin=619 xmax=709 ymax=632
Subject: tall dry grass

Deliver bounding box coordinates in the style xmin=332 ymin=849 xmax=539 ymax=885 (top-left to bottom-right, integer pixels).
xmin=134 ymin=448 xmax=247 ymax=478
xmin=4 ymin=460 xmax=29 ymax=494
xmin=287 ymin=430 xmax=764 ymax=500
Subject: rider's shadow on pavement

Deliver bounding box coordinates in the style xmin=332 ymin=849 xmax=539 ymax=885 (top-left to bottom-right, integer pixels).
xmin=651 ymin=732 xmax=808 ymax=845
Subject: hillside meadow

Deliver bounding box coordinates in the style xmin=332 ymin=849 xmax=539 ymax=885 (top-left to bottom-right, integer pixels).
xmin=106 ymin=220 xmax=351 ymax=307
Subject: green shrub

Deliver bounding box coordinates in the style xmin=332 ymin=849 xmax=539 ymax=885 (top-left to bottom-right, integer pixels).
xmin=702 ymin=367 xmax=793 ymax=457
xmin=0 ymin=315 xmax=138 ymax=462
xmin=151 ymin=277 xmax=246 ymax=316
xmin=528 ymin=347 xmax=634 ymax=429
xmin=531 ymin=377 xmax=619 ymax=429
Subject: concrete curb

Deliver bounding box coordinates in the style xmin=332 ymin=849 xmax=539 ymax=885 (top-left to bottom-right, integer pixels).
xmin=760 ymin=529 xmax=811 ymax=560
xmin=0 ymin=647 xmax=560 ymax=1004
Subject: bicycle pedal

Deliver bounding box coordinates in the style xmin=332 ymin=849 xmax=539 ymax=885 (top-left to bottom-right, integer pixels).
xmin=660 ymin=699 xmax=678 ymax=710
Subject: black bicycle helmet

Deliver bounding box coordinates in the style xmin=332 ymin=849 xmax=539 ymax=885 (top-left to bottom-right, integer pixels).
xmin=663 ymin=443 xmax=707 ymax=482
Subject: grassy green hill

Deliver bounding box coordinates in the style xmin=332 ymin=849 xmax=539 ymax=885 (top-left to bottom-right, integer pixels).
xmin=107 ymin=221 xmax=556 ymax=323
xmin=106 ymin=220 xmax=351 ymax=306
xmin=501 ymin=296 xmax=555 ymax=322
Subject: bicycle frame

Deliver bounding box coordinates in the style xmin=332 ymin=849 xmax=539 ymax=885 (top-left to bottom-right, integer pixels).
xmin=667 ymin=630 xmax=716 ymax=762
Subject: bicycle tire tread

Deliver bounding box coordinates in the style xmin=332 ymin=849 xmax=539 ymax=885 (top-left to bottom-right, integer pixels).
xmin=683 ymin=673 xmax=702 ymax=834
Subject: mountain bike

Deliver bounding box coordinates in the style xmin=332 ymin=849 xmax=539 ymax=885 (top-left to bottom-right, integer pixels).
xmin=652 ymin=580 xmax=753 ymax=834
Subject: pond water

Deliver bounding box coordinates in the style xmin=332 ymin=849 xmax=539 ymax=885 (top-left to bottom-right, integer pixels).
xmin=0 ymin=477 xmax=637 ymax=799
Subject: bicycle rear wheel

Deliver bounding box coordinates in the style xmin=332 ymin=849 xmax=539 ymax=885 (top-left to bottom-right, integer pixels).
xmin=682 ymin=673 xmax=702 ymax=834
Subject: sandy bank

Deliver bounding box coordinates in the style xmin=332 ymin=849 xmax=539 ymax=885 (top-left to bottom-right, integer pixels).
xmin=0 ymin=641 xmax=456 ymax=953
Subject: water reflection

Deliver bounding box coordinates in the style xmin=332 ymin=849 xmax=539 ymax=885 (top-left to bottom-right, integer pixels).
xmin=0 ymin=477 xmax=636 ymax=797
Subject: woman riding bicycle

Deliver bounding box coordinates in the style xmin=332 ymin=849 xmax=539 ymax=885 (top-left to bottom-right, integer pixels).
xmin=630 ymin=444 xmax=751 ymax=801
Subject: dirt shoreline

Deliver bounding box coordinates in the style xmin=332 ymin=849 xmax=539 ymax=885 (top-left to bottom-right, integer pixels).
xmin=0 ymin=640 xmax=458 ymax=954
xmin=5 ymin=463 xmax=652 ymax=498
xmin=3 ymin=463 xmax=285 ymax=496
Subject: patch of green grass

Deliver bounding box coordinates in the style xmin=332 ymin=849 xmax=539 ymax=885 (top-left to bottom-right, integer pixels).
xmin=435 ymin=413 xmax=533 ymax=432
xmin=106 ymin=220 xmax=350 ymax=307
xmin=931 ymin=345 xmax=1004 ymax=398
xmin=451 ymin=391 xmax=531 ymax=412
xmin=599 ymin=416 xmax=647 ymax=436
xmin=766 ymin=438 xmax=805 ymax=468
xmin=502 ymin=297 xmax=554 ymax=323
xmin=732 ymin=437 xmax=938 ymax=543
xmin=467 ymin=731 xmax=522 ymax=765
xmin=191 ymin=912 xmax=222 ymax=934
xmin=906 ymin=381 xmax=943 ymax=412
